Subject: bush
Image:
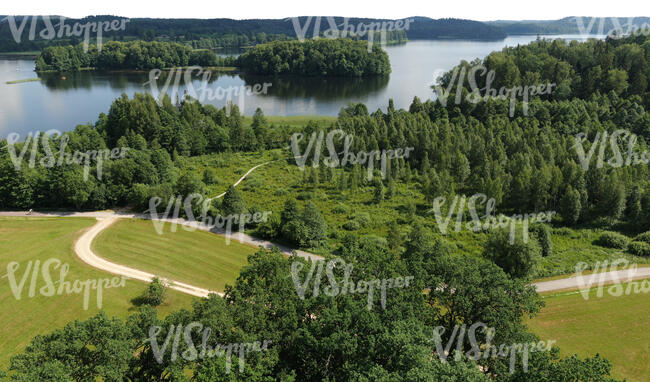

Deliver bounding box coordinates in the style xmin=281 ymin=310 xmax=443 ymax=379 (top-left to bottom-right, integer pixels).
xmin=483 ymin=229 xmax=542 ymax=279
xmin=594 ymin=232 xmax=629 ymax=249
xmin=297 ymin=191 xmax=314 ymax=200
xmin=202 ymin=168 xmax=220 ymax=185
xmin=627 ymin=241 xmax=650 ymax=257
xmin=634 ymin=231 xmax=650 ymax=245
xmin=329 ymin=229 xmax=341 ymax=239
xmin=342 ymin=220 xmax=361 ymax=231
xmin=274 ymin=188 xmax=288 ymax=196
xmin=353 ymin=212 xmax=371 ymax=228
xmin=332 ymin=204 xmax=348 ymax=214
xmin=529 ymin=224 xmax=552 ymax=257
xmin=142 ymin=277 xmax=166 ymax=306
xmin=241 ymin=176 xmax=262 ymax=191
xmin=553 ymin=227 xmax=574 ymax=236
xmin=257 ymin=214 xmax=280 ymax=240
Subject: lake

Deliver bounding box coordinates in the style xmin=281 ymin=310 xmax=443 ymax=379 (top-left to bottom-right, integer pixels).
xmin=0 ymin=35 xmax=603 ymax=138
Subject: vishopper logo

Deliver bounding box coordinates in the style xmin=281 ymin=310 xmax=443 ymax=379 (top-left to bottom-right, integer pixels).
xmin=2 ymin=130 xmax=129 ymax=181
xmin=144 ymin=66 xmax=272 ymax=110
xmin=145 ymin=193 xmax=272 ymax=245
xmin=146 ymin=322 xmax=271 ymax=371
xmin=573 ymin=129 xmax=650 ymax=171
xmin=574 ymin=259 xmax=650 ymax=300
xmin=431 ymin=193 xmax=555 ymax=244
xmin=2 ymin=258 xmax=127 ymax=310
xmin=287 ymin=16 xmax=414 ymax=52
xmin=575 ymin=17 xmax=650 ymax=39
xmin=290 ymin=129 xmax=413 ymax=181
xmin=290 ymin=258 xmax=414 ymax=311
xmin=1 ymin=16 xmax=129 ymax=52
xmin=432 ymin=322 xmax=556 ymax=373
xmin=433 ymin=64 xmax=555 ymax=117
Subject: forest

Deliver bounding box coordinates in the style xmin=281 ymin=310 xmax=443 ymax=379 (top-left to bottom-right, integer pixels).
xmin=34 ymin=40 xmax=237 ymax=72
xmin=34 ymin=38 xmax=391 ymax=77
xmin=236 ymin=39 xmax=391 ymax=76
xmin=0 ymin=15 xmax=506 ymax=53
xmin=439 ymin=33 xmax=650 ymax=108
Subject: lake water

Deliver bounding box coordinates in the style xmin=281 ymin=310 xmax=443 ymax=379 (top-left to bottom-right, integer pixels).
xmin=0 ymin=35 xmax=603 ymax=138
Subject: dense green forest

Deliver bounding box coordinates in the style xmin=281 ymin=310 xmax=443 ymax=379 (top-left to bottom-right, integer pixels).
xmin=0 ymin=15 xmax=506 ymax=53
xmin=237 ymin=39 xmax=391 ymax=76
xmin=35 ymin=40 xmax=237 ymax=71
xmin=34 ymin=38 xmax=390 ymax=77
xmin=439 ymin=33 xmax=650 ymax=108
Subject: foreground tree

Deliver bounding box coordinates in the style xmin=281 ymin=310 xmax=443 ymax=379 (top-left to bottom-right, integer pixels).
xmin=483 ymin=228 xmax=542 ymax=279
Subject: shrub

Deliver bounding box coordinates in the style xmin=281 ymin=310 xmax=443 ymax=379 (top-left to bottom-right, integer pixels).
xmin=634 ymin=231 xmax=650 ymax=245
xmin=297 ymin=191 xmax=314 ymax=200
xmin=241 ymin=176 xmax=262 ymax=191
xmin=529 ymin=224 xmax=552 ymax=257
xmin=553 ymin=227 xmax=573 ymax=236
xmin=594 ymin=232 xmax=629 ymax=249
xmin=202 ymin=168 xmax=220 ymax=185
xmin=332 ymin=204 xmax=348 ymax=214
xmin=483 ymin=229 xmax=542 ymax=279
xmin=257 ymin=214 xmax=280 ymax=240
xmin=353 ymin=212 xmax=371 ymax=228
xmin=274 ymin=188 xmax=288 ymax=196
xmin=627 ymin=241 xmax=650 ymax=257
xmin=142 ymin=277 xmax=166 ymax=306
xmin=342 ymin=220 xmax=361 ymax=231
xmin=329 ymin=229 xmax=341 ymax=239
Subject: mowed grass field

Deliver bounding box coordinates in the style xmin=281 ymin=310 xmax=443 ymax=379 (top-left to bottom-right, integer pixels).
xmin=527 ymin=281 xmax=650 ymax=382
xmin=242 ymin=115 xmax=337 ymax=128
xmin=93 ymin=219 xmax=258 ymax=292
xmin=0 ymin=217 xmax=195 ymax=368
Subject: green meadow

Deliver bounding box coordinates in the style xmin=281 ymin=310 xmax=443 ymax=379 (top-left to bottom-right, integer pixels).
xmin=0 ymin=217 xmax=195 ymax=368
xmin=93 ymin=218 xmax=257 ymax=292
xmin=528 ymin=281 xmax=650 ymax=382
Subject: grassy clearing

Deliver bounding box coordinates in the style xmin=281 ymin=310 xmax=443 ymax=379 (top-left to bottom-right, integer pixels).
xmin=0 ymin=51 xmax=39 ymax=58
xmin=527 ymin=280 xmax=650 ymax=382
xmin=93 ymin=219 xmax=257 ymax=291
xmin=5 ymin=78 xmax=41 ymax=84
xmin=242 ymin=115 xmax=337 ymax=128
xmin=0 ymin=217 xmax=194 ymax=368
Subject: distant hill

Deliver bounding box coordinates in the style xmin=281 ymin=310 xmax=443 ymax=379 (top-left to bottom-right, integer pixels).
xmin=487 ymin=16 xmax=650 ymax=35
xmin=0 ymin=15 xmax=507 ymax=52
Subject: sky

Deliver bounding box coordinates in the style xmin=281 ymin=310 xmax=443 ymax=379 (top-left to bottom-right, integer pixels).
xmin=1 ymin=0 xmax=649 ymax=21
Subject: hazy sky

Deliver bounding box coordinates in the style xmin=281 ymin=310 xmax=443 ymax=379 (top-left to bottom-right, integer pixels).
xmin=1 ymin=0 xmax=648 ymax=20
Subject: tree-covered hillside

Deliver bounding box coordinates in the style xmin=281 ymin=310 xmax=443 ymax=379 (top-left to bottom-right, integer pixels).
xmin=0 ymin=15 xmax=507 ymax=53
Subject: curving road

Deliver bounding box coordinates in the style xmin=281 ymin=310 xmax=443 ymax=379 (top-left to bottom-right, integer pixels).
xmin=74 ymin=217 xmax=222 ymax=297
